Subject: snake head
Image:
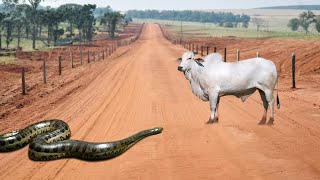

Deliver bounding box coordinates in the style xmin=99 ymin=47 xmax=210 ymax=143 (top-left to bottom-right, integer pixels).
xmin=150 ymin=127 xmax=163 ymax=134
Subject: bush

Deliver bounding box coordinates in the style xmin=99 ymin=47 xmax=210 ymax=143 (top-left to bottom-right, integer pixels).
xmin=288 ymin=18 xmax=300 ymax=31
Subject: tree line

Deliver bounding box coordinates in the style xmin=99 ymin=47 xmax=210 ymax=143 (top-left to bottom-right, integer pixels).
xmin=0 ymin=0 xmax=127 ymax=50
xmin=288 ymin=10 xmax=320 ymax=33
xmin=126 ymin=10 xmax=251 ymax=28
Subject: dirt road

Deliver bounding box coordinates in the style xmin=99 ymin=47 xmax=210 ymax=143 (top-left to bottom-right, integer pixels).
xmin=1 ymin=24 xmax=320 ymax=180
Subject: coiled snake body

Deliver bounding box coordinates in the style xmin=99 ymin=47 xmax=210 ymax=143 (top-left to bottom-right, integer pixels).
xmin=0 ymin=120 xmax=163 ymax=161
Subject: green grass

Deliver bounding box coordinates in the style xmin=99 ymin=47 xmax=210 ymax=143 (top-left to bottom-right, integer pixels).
xmin=134 ymin=18 xmax=320 ymax=40
xmin=1 ymin=37 xmax=54 ymax=51
xmin=0 ymin=56 xmax=16 ymax=64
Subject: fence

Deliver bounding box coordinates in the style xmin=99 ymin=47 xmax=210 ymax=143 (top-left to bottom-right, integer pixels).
xmin=18 ymin=24 xmax=144 ymax=95
xmin=158 ymin=24 xmax=298 ymax=88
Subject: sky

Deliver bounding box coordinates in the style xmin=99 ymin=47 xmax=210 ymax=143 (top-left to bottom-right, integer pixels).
xmin=40 ymin=0 xmax=320 ymax=11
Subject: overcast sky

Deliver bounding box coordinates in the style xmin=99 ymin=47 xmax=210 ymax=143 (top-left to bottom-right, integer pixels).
xmin=40 ymin=0 xmax=320 ymax=10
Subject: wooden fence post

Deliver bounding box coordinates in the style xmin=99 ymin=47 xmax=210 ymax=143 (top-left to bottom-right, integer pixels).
xmin=292 ymin=52 xmax=296 ymax=88
xmin=214 ymin=47 xmax=217 ymax=53
xmin=257 ymin=52 xmax=260 ymax=58
xmin=59 ymin=56 xmax=62 ymax=76
xmin=88 ymin=50 xmax=90 ymax=63
xmin=237 ymin=49 xmax=240 ymax=61
xmin=192 ymin=44 xmax=194 ymax=52
xmin=80 ymin=48 xmax=83 ymax=65
xmin=43 ymin=60 xmax=46 ymax=84
xmin=22 ymin=65 xmax=26 ymax=95
xmin=103 ymin=50 xmax=105 ymax=60
xmin=207 ymin=46 xmax=209 ymax=55
xmin=196 ymin=45 xmax=199 ymax=54
xmin=224 ymin=48 xmax=227 ymax=62
xmin=201 ymin=46 xmax=204 ymax=56
xmin=70 ymin=48 xmax=74 ymax=68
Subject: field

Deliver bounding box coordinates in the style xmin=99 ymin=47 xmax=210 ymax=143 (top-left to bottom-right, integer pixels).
xmin=0 ymin=23 xmax=319 ymax=179
xmin=134 ymin=9 xmax=320 ymax=40
xmin=203 ymin=9 xmax=320 ymax=31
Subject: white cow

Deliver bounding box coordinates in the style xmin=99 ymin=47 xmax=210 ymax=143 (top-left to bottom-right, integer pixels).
xmin=177 ymin=51 xmax=280 ymax=125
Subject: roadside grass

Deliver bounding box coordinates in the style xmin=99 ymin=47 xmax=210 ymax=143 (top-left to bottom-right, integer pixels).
xmin=0 ymin=56 xmax=16 ymax=64
xmin=134 ymin=18 xmax=320 ymax=41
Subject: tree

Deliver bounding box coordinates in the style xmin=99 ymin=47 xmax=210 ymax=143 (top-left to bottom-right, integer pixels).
xmin=124 ymin=16 xmax=132 ymax=26
xmin=100 ymin=12 xmax=124 ymax=38
xmin=53 ymin=29 xmax=64 ymax=45
xmin=37 ymin=9 xmax=46 ymax=38
xmin=287 ymin=18 xmax=300 ymax=31
xmin=240 ymin=14 xmax=250 ymax=28
xmin=299 ymin=10 xmax=315 ymax=34
xmin=126 ymin=10 xmax=251 ymax=25
xmin=242 ymin=22 xmax=249 ymax=28
xmin=58 ymin=4 xmax=83 ymax=38
xmin=3 ymin=0 xmax=45 ymax=49
xmin=2 ymin=13 xmax=14 ymax=49
xmin=288 ymin=10 xmax=317 ymax=33
xmin=12 ymin=5 xmax=27 ymax=48
xmin=315 ymin=16 xmax=320 ymax=33
xmin=252 ymin=17 xmax=265 ymax=31
xmin=78 ymin=4 xmax=96 ymax=42
xmin=0 ymin=12 xmax=6 ymax=49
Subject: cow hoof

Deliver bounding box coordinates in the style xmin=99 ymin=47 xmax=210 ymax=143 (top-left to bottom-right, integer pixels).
xmin=267 ymin=118 xmax=274 ymax=125
xmin=258 ymin=118 xmax=266 ymax=125
xmin=207 ymin=118 xmax=218 ymax=124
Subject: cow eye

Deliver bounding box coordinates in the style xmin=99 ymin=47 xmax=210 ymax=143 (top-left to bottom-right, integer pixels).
xmin=188 ymin=58 xmax=192 ymax=60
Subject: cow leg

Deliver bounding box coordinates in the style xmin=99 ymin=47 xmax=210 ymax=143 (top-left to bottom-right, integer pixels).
xmin=208 ymin=92 xmax=219 ymax=124
xmin=258 ymin=89 xmax=268 ymax=125
xmin=215 ymin=97 xmax=220 ymax=122
xmin=265 ymin=90 xmax=275 ymax=125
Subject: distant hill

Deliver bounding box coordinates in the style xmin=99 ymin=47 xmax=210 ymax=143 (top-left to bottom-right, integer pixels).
xmin=258 ymin=5 xmax=320 ymax=10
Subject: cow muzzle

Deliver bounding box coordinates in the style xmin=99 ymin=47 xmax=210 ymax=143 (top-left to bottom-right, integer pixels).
xmin=178 ymin=66 xmax=184 ymax=72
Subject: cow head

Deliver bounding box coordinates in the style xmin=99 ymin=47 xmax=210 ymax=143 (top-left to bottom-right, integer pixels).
xmin=177 ymin=51 xmax=204 ymax=74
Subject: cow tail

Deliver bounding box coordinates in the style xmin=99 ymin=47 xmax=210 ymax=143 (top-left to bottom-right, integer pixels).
xmin=276 ymin=76 xmax=280 ymax=109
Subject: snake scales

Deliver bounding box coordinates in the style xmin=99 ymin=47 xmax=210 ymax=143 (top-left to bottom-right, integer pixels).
xmin=0 ymin=119 xmax=163 ymax=161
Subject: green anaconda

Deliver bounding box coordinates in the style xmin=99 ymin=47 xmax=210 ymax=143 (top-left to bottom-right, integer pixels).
xmin=0 ymin=120 xmax=163 ymax=161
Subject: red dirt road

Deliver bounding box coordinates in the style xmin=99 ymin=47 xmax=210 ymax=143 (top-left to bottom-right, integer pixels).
xmin=1 ymin=24 xmax=320 ymax=180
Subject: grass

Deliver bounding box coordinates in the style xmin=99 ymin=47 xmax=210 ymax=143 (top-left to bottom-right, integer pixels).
xmin=0 ymin=56 xmax=16 ymax=64
xmin=1 ymin=37 xmax=50 ymax=51
xmin=134 ymin=18 xmax=320 ymax=41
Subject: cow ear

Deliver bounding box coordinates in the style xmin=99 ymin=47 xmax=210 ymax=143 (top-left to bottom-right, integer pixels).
xmin=177 ymin=58 xmax=182 ymax=62
xmin=195 ymin=58 xmax=205 ymax=62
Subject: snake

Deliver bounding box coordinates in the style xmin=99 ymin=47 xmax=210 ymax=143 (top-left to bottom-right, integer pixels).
xmin=0 ymin=119 xmax=163 ymax=161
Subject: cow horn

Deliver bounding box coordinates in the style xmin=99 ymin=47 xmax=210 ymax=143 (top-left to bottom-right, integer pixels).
xmin=194 ymin=60 xmax=204 ymax=67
